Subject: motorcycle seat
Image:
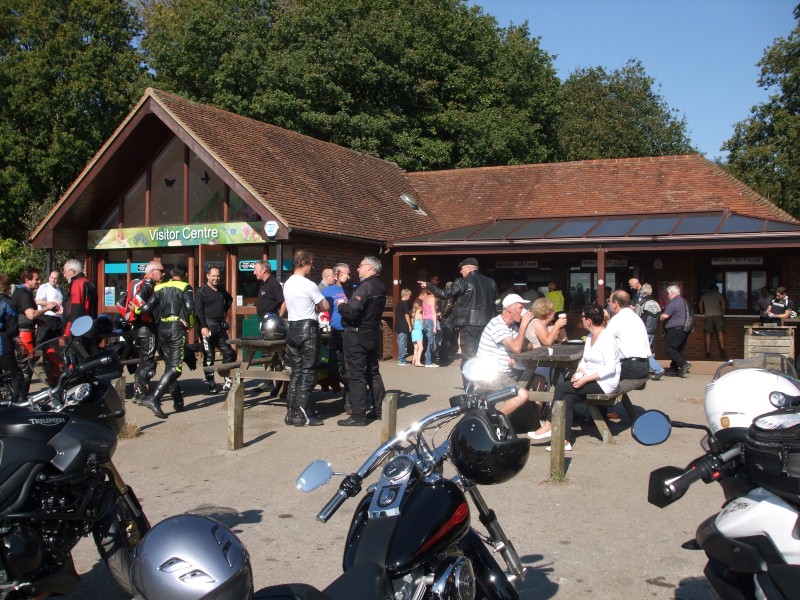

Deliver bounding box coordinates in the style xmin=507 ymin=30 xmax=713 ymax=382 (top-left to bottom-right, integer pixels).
xmin=254 ymin=583 xmax=330 ymax=600
xmin=253 ymin=561 xmax=393 ymax=600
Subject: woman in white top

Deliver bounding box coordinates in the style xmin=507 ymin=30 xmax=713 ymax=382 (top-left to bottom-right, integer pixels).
xmin=529 ymin=302 xmax=620 ymax=451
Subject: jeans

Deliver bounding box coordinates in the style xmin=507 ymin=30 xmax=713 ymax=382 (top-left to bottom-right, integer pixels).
xmin=396 ymin=332 xmax=409 ymax=361
xmin=647 ymin=334 xmax=664 ymax=374
xmin=423 ymin=319 xmax=435 ymax=365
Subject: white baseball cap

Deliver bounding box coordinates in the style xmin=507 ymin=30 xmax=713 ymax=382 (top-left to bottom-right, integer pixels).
xmin=502 ymin=294 xmax=530 ymax=309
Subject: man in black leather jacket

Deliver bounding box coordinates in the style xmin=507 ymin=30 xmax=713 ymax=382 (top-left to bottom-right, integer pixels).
xmin=419 ymin=257 xmax=498 ymax=373
xmin=128 ymin=261 xmax=163 ymax=404
xmin=337 ymin=256 xmax=386 ymax=426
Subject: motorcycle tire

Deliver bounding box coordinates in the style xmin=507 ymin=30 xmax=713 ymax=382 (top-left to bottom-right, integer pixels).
xmin=93 ymin=492 xmax=151 ymax=596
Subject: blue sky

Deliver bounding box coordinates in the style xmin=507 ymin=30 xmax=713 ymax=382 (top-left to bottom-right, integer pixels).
xmin=470 ymin=0 xmax=797 ymax=160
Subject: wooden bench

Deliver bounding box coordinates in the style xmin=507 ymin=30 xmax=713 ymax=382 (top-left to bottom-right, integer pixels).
xmin=585 ymin=378 xmax=647 ymax=444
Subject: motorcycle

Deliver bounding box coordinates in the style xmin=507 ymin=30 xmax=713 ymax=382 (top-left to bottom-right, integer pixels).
xmin=129 ymin=357 xmax=530 ymax=600
xmin=0 ymin=315 xmax=150 ymax=598
xmin=631 ymin=367 xmax=800 ymax=600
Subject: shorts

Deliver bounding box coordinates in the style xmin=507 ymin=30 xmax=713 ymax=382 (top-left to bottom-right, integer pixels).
xmin=473 ymin=372 xmax=518 ymax=395
xmin=704 ymin=314 xmax=724 ymax=333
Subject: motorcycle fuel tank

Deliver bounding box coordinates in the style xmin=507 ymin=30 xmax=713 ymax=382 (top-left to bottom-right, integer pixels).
xmin=48 ymin=415 xmax=118 ymax=473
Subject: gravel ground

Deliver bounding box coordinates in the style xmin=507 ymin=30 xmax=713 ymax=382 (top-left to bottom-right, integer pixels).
xmin=60 ymin=359 xmax=725 ymax=599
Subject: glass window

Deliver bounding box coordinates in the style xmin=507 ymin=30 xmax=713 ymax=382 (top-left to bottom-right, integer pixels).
xmin=99 ymin=206 xmax=120 ymax=230
xmin=724 ymin=272 xmax=748 ymax=310
xmin=568 ymin=272 xmax=592 ymax=312
xmin=150 ymin=138 xmax=185 ymax=226
xmin=674 ymin=214 xmax=723 ymax=235
xmin=720 ymin=215 xmax=765 ymax=234
xmin=131 ymin=250 xmax=152 ymax=278
xmin=587 ymin=217 xmax=640 ymax=237
xmin=188 ymin=151 xmax=225 ymax=223
xmin=237 ymin=249 xmax=266 ymax=307
xmin=229 ymin=190 xmax=260 ymax=222
xmin=471 ymin=220 xmax=527 ymax=240
xmin=630 ymin=216 xmax=680 ymax=236
xmin=509 ymin=219 xmax=561 ymax=239
xmin=123 ymin=173 xmax=146 ymax=227
xmin=750 ymin=271 xmax=767 ymax=311
xmin=549 ymin=219 xmax=598 ymax=238
xmin=103 ymin=251 xmax=129 ymax=308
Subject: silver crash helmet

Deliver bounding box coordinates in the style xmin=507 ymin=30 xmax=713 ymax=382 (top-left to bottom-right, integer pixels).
xmin=130 ymin=514 xmax=253 ymax=600
xmin=259 ymin=314 xmax=287 ymax=340
xmin=705 ymin=368 xmax=800 ymax=445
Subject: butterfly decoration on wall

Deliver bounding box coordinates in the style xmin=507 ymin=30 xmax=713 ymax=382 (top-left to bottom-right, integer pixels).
xmin=164 ymin=178 xmax=176 ymax=187
xmin=201 ymin=171 xmax=210 ymax=184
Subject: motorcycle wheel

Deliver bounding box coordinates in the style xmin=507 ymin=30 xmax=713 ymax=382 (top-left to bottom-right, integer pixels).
xmin=93 ymin=493 xmax=150 ymax=595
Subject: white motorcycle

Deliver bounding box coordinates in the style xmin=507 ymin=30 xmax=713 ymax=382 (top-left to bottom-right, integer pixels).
xmin=632 ymin=368 xmax=800 ymax=599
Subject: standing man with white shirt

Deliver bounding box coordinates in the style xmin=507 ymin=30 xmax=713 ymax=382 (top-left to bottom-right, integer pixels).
xmin=283 ymin=250 xmax=330 ymax=427
xmin=35 ymin=270 xmax=64 ymax=344
xmin=606 ymin=290 xmax=651 ymax=380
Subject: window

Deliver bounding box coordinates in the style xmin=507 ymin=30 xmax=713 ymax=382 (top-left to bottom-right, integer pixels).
xmin=150 ymin=138 xmax=184 ymax=226
xmin=123 ymin=174 xmax=146 ymax=227
xmin=188 ymin=151 xmax=224 ymax=223
xmin=698 ymin=268 xmax=774 ymax=314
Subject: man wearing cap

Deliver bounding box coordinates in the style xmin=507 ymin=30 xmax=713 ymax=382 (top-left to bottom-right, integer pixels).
xmin=419 ymin=257 xmax=498 ymax=374
xmin=474 ymin=294 xmax=535 ymax=416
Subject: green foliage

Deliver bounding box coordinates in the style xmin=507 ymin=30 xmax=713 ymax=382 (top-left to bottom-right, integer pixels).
xmin=0 ymin=239 xmax=42 ymax=281
xmin=724 ymin=13 xmax=800 ymax=218
xmin=554 ymin=60 xmax=695 ymax=162
xmin=0 ymin=0 xmax=148 ymax=239
xmin=140 ymin=0 xmax=560 ymax=171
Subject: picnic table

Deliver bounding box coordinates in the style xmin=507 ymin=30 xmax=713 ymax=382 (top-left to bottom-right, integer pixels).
xmin=511 ymin=343 xmax=584 ymax=476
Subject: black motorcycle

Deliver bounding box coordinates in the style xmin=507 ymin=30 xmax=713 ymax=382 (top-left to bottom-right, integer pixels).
xmin=0 ymin=316 xmax=150 ymax=598
xmin=286 ymin=357 xmax=529 ymax=600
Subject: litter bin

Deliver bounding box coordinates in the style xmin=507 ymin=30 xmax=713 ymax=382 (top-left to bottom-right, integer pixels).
xmin=744 ymin=325 xmax=795 ymax=362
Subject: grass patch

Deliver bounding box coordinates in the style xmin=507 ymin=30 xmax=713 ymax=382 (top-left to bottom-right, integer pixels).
xmin=119 ymin=421 xmax=141 ymax=439
xmin=549 ymin=471 xmax=569 ymax=483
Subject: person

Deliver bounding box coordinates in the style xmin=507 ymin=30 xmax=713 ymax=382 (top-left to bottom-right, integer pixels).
xmin=254 ymin=260 xmax=286 ymax=318
xmin=606 ymin=290 xmax=652 ymax=380
xmin=0 ymin=274 xmax=24 ymax=404
xmin=337 ymin=256 xmax=386 ymax=426
xmin=127 ymin=261 xmax=163 ymax=403
xmin=629 ymin=278 xmax=643 ymax=305
xmin=321 ymin=263 xmax=350 ymax=394
xmin=411 ymin=298 xmax=424 ymax=367
xmin=283 ymin=250 xmax=329 ymax=426
xmin=318 ymin=268 xmax=335 ymax=290
xmin=420 ymin=288 xmax=439 ymax=367
xmin=12 ymin=267 xmax=57 ymax=396
xmin=61 ymin=258 xmax=98 ymax=337
xmin=419 ymin=257 xmax=498 ymax=378
xmin=394 ymin=288 xmax=412 ymax=365
xmin=757 ymin=286 xmax=774 ymax=324
xmin=529 ymin=303 xmax=620 ymax=451
xmin=141 ymin=263 xmax=194 ymax=418
xmin=764 ymin=286 xmax=795 ymax=324
xmin=35 ymin=270 xmax=64 ymax=344
xmin=196 ymin=266 xmax=236 ymax=394
xmin=523 ymin=297 xmax=568 ymax=390
xmin=544 ymin=281 xmax=565 ymax=313
xmin=635 ymin=283 xmax=665 ymax=380
xmin=699 ymin=284 xmax=727 ymax=359
xmin=660 ymin=285 xmax=691 ymax=378
xmin=474 ymin=294 xmax=535 ymax=417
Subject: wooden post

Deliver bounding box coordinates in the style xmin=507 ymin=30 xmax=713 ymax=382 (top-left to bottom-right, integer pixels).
xmin=115 ymin=374 xmax=126 ymax=403
xmin=227 ymin=372 xmax=244 ymax=450
xmin=550 ymin=400 xmax=566 ymax=477
xmin=381 ymin=392 xmax=398 ymax=444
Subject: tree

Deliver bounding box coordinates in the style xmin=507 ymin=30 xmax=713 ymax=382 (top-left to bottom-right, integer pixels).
xmin=140 ymin=0 xmax=561 ymax=171
xmin=0 ymin=0 xmax=147 ymax=239
xmin=554 ymin=60 xmax=694 ymax=162
xmin=723 ymin=10 xmax=800 ymax=217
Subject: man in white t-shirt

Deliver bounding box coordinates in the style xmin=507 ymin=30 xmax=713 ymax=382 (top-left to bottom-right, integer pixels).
xmin=35 ymin=270 xmax=64 ymax=344
xmin=475 ymin=294 xmax=534 ymax=417
xmin=283 ymin=250 xmax=330 ymax=427
xmin=606 ymin=290 xmax=651 ymax=380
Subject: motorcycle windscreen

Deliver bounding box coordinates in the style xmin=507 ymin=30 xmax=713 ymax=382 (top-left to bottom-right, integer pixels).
xmin=32 ymin=336 xmax=88 ymax=388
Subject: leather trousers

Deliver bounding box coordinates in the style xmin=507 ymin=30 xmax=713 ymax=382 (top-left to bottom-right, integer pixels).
xmin=152 ymin=322 xmax=186 ymax=398
xmin=132 ymin=322 xmax=158 ymax=392
xmin=285 ymin=320 xmax=319 ymax=408
xmin=202 ymin=321 xmax=237 ymax=381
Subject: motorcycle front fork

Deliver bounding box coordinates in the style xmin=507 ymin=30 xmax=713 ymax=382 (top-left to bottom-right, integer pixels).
xmin=466 ymin=486 xmax=526 ymax=582
xmin=104 ymin=461 xmax=150 ymax=546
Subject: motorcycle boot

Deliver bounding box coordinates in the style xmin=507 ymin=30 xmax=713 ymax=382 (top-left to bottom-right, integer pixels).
xmin=172 ymin=385 xmax=185 ymax=412
xmin=132 ymin=381 xmax=146 ymax=405
xmin=141 ymin=370 xmax=179 ymax=419
xmin=205 ymin=376 xmax=217 ymax=394
xmin=294 ymin=393 xmax=323 ymax=426
xmin=285 ymin=402 xmax=303 ymax=426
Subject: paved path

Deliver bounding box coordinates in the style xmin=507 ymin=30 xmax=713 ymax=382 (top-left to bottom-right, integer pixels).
xmin=64 ymin=360 xmax=723 ymax=599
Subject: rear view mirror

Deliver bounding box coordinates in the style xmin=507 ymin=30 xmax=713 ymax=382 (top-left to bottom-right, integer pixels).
xmin=632 ymin=410 xmax=672 ymax=446
xmin=297 ymin=460 xmax=333 ymax=492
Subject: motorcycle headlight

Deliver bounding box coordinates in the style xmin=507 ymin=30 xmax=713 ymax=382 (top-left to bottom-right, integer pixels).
xmin=770 ymin=390 xmax=790 ymax=409
xmin=453 ymin=558 xmax=476 ymax=600
xmin=64 ymin=383 xmax=92 ymax=406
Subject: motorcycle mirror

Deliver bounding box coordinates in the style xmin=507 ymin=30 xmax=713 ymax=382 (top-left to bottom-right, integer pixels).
xmin=70 ymin=316 xmax=94 ymax=338
xmin=632 ymin=410 xmax=673 ymax=446
xmin=297 ymin=460 xmax=333 ymax=493
xmin=461 ymin=357 xmax=501 ymax=385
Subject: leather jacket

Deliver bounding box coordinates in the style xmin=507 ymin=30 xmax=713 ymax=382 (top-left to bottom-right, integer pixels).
xmin=339 ymin=275 xmax=386 ymax=331
xmin=427 ymin=271 xmax=498 ymax=327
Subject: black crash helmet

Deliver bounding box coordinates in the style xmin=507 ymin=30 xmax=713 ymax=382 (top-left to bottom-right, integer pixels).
xmin=259 ymin=314 xmax=287 ymax=340
xmin=448 ymin=409 xmax=529 ymax=485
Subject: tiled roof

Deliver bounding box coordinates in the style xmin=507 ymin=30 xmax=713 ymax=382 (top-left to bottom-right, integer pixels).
xmin=407 ymin=155 xmax=798 ymax=227
xmin=149 ymin=88 xmax=441 ymax=241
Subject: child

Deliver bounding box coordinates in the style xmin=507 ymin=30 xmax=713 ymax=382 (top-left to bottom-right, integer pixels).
xmin=411 ymin=299 xmax=424 ymax=367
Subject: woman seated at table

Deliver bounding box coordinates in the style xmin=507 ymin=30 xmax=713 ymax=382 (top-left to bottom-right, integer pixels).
xmin=528 ymin=302 xmax=620 ymax=451
xmin=520 ymin=297 xmax=568 ymax=390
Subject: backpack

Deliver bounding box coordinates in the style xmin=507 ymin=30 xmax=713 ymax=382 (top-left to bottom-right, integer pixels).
xmin=683 ymin=300 xmax=695 ymax=334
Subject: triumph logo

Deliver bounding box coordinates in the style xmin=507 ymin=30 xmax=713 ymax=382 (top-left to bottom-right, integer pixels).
xmin=29 ymin=417 xmax=66 ymax=426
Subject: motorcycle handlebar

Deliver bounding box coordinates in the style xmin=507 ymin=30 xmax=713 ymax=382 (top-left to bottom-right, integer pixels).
xmin=74 ymin=354 xmax=113 ymax=376
xmin=483 ymin=386 xmax=518 ymax=406
xmin=663 ymin=464 xmax=706 ymax=497
xmin=317 ymin=489 xmax=349 ymax=523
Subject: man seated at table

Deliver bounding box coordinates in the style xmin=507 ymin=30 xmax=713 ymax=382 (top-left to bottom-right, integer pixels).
xmin=606 ymin=290 xmax=652 ymax=380
xmin=474 ymin=294 xmax=535 ymax=417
